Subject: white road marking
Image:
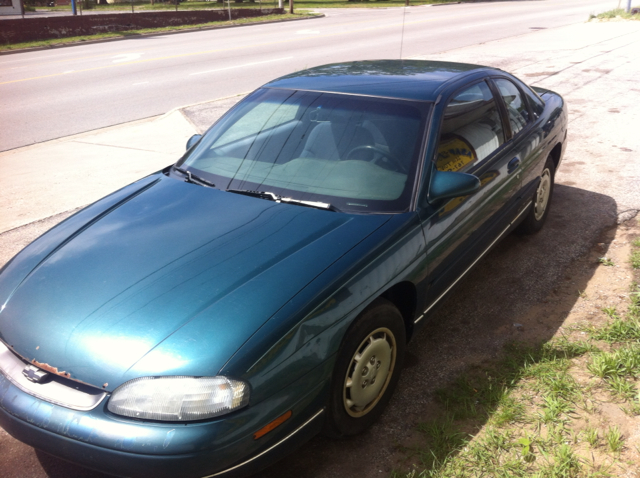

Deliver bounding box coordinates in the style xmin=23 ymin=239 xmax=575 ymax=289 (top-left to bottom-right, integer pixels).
xmin=133 ymin=82 xmax=149 ymax=86
xmin=189 ymin=57 xmax=293 ymax=76
xmin=112 ymin=53 xmax=143 ymax=63
xmin=296 ymin=29 xmax=320 ymax=35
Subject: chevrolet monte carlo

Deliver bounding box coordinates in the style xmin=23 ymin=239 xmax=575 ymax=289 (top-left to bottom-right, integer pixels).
xmin=0 ymin=61 xmax=567 ymax=477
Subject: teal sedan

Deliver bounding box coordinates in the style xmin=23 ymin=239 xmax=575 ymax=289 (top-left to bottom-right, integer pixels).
xmin=0 ymin=60 xmax=567 ymax=477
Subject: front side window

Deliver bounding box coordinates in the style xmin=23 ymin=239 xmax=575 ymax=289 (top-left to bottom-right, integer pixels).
xmin=494 ymin=78 xmax=530 ymax=136
xmin=180 ymin=88 xmax=429 ymax=213
xmin=436 ymin=81 xmax=504 ymax=173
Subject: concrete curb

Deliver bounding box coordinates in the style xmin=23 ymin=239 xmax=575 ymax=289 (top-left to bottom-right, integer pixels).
xmin=170 ymin=91 xmax=249 ymax=118
xmin=176 ymin=91 xmax=248 ymax=132
xmin=0 ymin=12 xmax=324 ymax=56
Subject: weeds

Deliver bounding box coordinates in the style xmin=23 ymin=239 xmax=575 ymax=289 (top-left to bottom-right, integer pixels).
xmin=598 ymin=257 xmax=615 ymax=266
xmin=548 ymin=444 xmax=582 ymax=476
xmin=587 ymin=302 xmax=640 ymax=342
xmin=417 ymin=415 xmax=468 ymax=469
xmin=605 ymin=426 xmax=624 ymax=453
xmin=606 ymin=375 xmax=636 ymax=400
xmin=632 ymin=239 xmax=640 ymax=269
xmin=584 ymin=426 xmax=599 ymax=447
xmin=538 ymin=395 xmax=573 ymax=424
xmin=590 ymin=8 xmax=640 ymax=21
xmin=491 ymin=395 xmax=527 ymax=427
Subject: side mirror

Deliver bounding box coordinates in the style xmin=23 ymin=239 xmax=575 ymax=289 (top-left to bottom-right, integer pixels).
xmin=429 ymin=170 xmax=481 ymax=202
xmin=186 ymin=134 xmax=202 ymax=151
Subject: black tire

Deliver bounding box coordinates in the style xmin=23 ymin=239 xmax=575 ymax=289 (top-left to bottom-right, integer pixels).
xmin=324 ymin=298 xmax=406 ymax=438
xmin=516 ymin=156 xmax=555 ymax=235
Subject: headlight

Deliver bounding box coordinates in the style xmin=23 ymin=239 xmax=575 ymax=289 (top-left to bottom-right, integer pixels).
xmin=107 ymin=376 xmax=249 ymax=421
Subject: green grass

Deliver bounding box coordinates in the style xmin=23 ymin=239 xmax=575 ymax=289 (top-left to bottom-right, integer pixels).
xmin=37 ymin=0 xmax=457 ymax=12
xmin=39 ymin=1 xmax=290 ymax=11
xmin=605 ymin=426 xmax=624 ymax=453
xmin=588 ymin=344 xmax=640 ymax=401
xmin=584 ymin=280 xmax=640 ymax=406
xmin=392 ymin=248 xmax=640 ymax=478
xmin=584 ymin=426 xmax=599 ymax=447
xmin=391 ymin=339 xmax=597 ymax=477
xmin=632 ymin=239 xmax=640 ymax=269
xmin=0 ymin=12 xmax=316 ymax=51
xmin=587 ymin=292 xmax=640 ymax=343
xmin=588 ymin=314 xmax=640 ymax=342
xmin=598 ymin=257 xmax=615 ymax=266
xmin=589 ymin=8 xmax=640 ymax=21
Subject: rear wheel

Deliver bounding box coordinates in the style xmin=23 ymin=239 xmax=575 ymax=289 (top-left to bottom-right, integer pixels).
xmin=516 ymin=156 xmax=555 ymax=235
xmin=324 ymin=298 xmax=406 ymax=438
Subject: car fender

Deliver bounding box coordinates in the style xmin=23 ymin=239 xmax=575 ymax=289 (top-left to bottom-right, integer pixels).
xmin=221 ymin=212 xmax=426 ymax=405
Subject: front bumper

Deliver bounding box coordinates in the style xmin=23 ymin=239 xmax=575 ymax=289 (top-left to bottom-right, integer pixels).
xmin=0 ymin=364 xmax=328 ymax=478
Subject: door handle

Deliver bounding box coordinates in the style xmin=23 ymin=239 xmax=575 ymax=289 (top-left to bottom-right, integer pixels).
xmin=508 ymin=157 xmax=521 ymax=174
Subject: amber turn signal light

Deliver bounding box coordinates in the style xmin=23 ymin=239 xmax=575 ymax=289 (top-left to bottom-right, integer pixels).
xmin=253 ymin=410 xmax=293 ymax=440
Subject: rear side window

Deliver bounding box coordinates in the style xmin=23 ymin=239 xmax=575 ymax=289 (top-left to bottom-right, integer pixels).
xmin=436 ymin=81 xmax=505 ymax=173
xmin=494 ymin=78 xmax=530 ymax=136
xmin=522 ymin=84 xmax=545 ymax=118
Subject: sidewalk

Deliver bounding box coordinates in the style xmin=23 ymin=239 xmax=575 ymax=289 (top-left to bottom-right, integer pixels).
xmin=0 ymin=95 xmax=241 ymax=234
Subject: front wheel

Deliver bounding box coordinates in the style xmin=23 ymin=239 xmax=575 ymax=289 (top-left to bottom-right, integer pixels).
xmin=324 ymin=298 xmax=406 ymax=438
xmin=516 ymin=156 xmax=555 ymax=235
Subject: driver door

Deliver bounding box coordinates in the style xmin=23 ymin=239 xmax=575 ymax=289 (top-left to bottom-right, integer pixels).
xmin=419 ymin=80 xmax=523 ymax=311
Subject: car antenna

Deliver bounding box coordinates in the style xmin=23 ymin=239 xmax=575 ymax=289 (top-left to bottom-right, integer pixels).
xmin=399 ymin=2 xmax=408 ymax=59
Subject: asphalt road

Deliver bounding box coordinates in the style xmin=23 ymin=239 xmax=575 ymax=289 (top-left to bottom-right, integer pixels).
xmin=0 ymin=0 xmax=617 ymax=152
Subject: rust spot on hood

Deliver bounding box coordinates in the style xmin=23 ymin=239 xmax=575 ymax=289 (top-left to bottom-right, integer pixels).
xmin=31 ymin=359 xmax=71 ymax=378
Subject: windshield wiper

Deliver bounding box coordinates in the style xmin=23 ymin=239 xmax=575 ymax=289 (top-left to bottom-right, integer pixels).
xmin=226 ymin=189 xmax=339 ymax=212
xmin=173 ymin=166 xmax=216 ymax=188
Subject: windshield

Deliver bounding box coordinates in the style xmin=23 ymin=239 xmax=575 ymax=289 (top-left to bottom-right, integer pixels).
xmin=178 ymin=88 xmax=430 ymax=213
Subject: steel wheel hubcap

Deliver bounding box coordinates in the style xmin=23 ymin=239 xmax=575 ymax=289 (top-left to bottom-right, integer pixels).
xmin=343 ymin=327 xmax=396 ymax=418
xmin=534 ymin=168 xmax=551 ymax=221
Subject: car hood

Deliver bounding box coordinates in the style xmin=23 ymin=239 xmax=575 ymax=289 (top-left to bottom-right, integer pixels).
xmin=0 ymin=174 xmax=390 ymax=390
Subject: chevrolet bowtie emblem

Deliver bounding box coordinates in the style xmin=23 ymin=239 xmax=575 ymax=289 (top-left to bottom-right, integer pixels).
xmin=22 ymin=364 xmax=49 ymax=384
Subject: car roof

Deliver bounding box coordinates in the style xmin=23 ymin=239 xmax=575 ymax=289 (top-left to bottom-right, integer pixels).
xmin=264 ymin=60 xmax=499 ymax=102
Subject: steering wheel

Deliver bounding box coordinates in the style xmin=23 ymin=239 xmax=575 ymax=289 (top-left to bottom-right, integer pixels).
xmin=345 ymin=145 xmax=406 ymax=173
